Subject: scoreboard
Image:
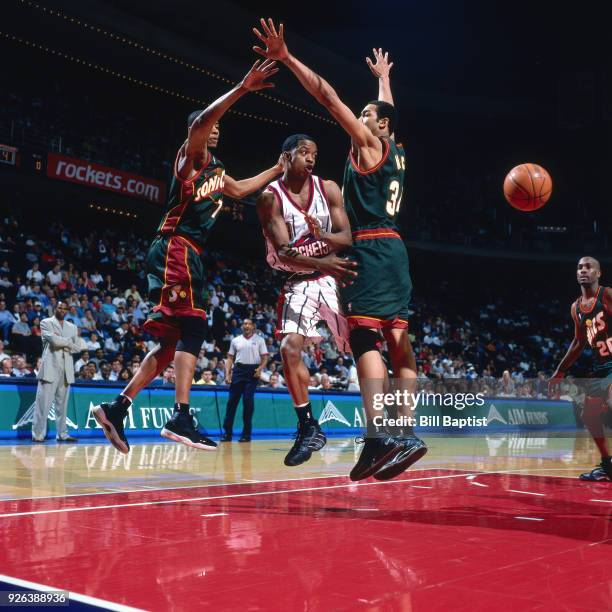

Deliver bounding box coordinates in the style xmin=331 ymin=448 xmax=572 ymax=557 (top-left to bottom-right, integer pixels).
xmin=0 ymin=144 xmax=17 ymax=166
xmin=0 ymin=144 xmax=47 ymax=174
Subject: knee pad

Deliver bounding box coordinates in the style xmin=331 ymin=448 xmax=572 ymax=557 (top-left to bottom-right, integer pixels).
xmin=176 ymin=316 xmax=207 ymax=357
xmin=349 ymin=328 xmax=381 ymax=361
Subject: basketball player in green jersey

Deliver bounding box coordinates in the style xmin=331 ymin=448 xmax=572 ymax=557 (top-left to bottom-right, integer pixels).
xmin=252 ymin=20 xmax=427 ymax=481
xmin=93 ymin=59 xmax=285 ymax=454
xmin=550 ymin=257 xmax=612 ymax=481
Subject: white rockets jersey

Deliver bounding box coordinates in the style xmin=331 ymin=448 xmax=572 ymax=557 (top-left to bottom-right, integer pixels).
xmin=264 ymin=175 xmax=333 ymax=274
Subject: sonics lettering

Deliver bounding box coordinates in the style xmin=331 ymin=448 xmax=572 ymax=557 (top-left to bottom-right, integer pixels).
xmin=194 ymin=170 xmax=225 ymax=202
xmin=587 ymin=311 xmax=607 ymax=346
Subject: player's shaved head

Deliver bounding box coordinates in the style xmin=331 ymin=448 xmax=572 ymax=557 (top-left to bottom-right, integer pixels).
xmin=577 ymin=256 xmax=601 ymax=286
xmin=578 ymin=256 xmax=600 ymax=270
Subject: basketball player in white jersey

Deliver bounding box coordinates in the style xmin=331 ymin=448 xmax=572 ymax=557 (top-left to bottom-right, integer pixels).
xmin=257 ymin=134 xmax=357 ymax=466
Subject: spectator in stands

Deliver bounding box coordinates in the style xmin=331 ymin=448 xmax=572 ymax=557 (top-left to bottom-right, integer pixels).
xmin=124 ymin=284 xmax=142 ymax=303
xmin=161 ymin=365 xmax=175 ymax=385
xmin=11 ymin=313 xmax=31 ymax=355
xmin=0 ymin=357 xmax=12 ymax=377
xmin=86 ymin=332 xmax=101 ymax=352
xmin=267 ymin=373 xmax=284 ymax=389
xmin=0 ymin=340 xmax=9 ymax=362
xmin=26 ymin=263 xmax=43 ymax=284
xmin=46 ymin=264 xmax=62 ymax=286
xmin=499 ymin=370 xmax=516 ymax=397
xmin=0 ymin=300 xmax=13 ymax=342
xmin=195 ymin=369 xmax=216 ymax=386
xmin=318 ymin=374 xmax=333 ymax=391
xmin=12 ymin=355 xmax=31 ymax=377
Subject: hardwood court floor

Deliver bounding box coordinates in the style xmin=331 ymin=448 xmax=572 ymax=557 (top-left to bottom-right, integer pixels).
xmin=0 ymin=433 xmax=610 ymax=610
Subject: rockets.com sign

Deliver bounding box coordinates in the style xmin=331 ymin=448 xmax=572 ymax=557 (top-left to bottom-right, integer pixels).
xmin=47 ymin=153 xmax=166 ymax=204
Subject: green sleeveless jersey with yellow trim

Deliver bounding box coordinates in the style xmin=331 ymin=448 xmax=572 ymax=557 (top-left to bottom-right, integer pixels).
xmin=342 ymin=138 xmax=405 ymax=231
xmin=574 ymin=286 xmax=612 ymax=374
xmin=157 ymin=148 xmax=225 ymax=249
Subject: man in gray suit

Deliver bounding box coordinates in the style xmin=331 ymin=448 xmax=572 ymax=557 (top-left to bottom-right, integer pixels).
xmin=32 ymin=302 xmax=79 ymax=443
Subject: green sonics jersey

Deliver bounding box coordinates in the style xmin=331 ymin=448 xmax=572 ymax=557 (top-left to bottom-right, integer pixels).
xmin=342 ymin=138 xmax=405 ymax=231
xmin=574 ymin=286 xmax=612 ymax=372
xmin=157 ymin=147 xmax=225 ymax=248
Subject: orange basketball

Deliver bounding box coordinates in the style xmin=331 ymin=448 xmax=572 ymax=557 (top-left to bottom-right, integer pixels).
xmin=503 ymin=163 xmax=552 ymax=211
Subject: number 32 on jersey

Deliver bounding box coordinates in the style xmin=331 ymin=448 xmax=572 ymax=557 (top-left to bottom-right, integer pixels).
xmin=386 ymin=153 xmax=405 ymax=216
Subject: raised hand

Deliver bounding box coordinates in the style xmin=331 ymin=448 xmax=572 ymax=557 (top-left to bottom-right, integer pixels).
xmin=253 ymin=18 xmax=289 ymax=62
xmin=366 ymin=48 xmax=394 ymax=79
xmin=240 ymin=59 xmax=279 ymax=92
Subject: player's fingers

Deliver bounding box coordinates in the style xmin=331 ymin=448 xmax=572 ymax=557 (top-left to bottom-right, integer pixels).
xmin=267 ymin=18 xmax=278 ymax=37
xmin=261 ymin=60 xmax=278 ymax=71
xmin=384 ymin=51 xmax=389 ymax=61
xmin=265 ymin=68 xmax=279 ymax=77
xmin=389 ymin=62 xmax=394 ymax=69
xmin=279 ymin=23 xmax=284 ymax=37
xmin=249 ymin=59 xmax=261 ymax=71
xmin=260 ymin=18 xmax=272 ymax=36
xmin=252 ymin=27 xmax=265 ymax=41
xmin=252 ymin=46 xmax=267 ymax=57
xmin=366 ymin=57 xmax=373 ymax=67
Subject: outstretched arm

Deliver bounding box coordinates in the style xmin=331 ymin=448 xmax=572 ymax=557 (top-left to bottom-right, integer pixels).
xmin=256 ymin=191 xmax=357 ymax=285
xmin=366 ymin=48 xmax=394 ymax=106
xmin=179 ymin=60 xmax=278 ymax=179
xmin=252 ymin=18 xmax=382 ymax=168
xmin=223 ymin=155 xmax=284 ymax=199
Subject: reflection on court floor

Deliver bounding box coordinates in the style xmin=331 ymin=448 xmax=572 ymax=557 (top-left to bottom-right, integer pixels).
xmin=0 ymin=434 xmax=610 ymax=610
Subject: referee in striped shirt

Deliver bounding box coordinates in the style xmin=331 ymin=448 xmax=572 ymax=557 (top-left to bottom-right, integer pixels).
xmin=221 ymin=319 xmax=269 ymax=442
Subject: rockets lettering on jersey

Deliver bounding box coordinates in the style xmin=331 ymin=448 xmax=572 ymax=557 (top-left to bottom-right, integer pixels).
xmin=264 ymin=175 xmax=332 ymax=274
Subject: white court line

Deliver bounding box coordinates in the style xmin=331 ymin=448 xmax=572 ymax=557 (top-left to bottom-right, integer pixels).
xmin=410 ymin=485 xmax=432 ymax=489
xmin=201 ymin=513 xmax=228 ymax=518
xmin=0 ymin=472 xmax=377 ymax=503
xmin=590 ymin=499 xmax=612 ymax=504
xmin=0 ymin=573 xmax=143 ymax=611
xmin=437 ymin=467 xmax=593 ymax=480
xmin=0 ymin=473 xmax=474 ymax=519
xmin=469 ymin=482 xmax=488 ymax=488
xmin=514 ymin=516 xmax=544 ymax=521
xmin=507 ymin=489 xmax=546 ymax=496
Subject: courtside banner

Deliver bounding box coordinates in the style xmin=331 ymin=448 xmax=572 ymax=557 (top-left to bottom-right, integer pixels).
xmin=47 ymin=153 xmax=166 ymax=203
xmin=0 ymin=380 xmax=577 ymax=439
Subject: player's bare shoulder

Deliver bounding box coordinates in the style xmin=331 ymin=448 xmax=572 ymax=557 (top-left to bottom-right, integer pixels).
xmin=320 ymin=179 xmax=343 ymax=206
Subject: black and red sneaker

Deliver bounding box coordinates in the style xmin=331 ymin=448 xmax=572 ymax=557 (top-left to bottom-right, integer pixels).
xmin=93 ymin=402 xmax=130 ymax=454
xmin=161 ymin=413 xmax=217 ymax=451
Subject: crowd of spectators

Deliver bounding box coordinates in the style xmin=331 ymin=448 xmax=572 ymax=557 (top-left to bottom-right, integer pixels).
xmin=0 ymin=206 xmax=596 ymax=400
